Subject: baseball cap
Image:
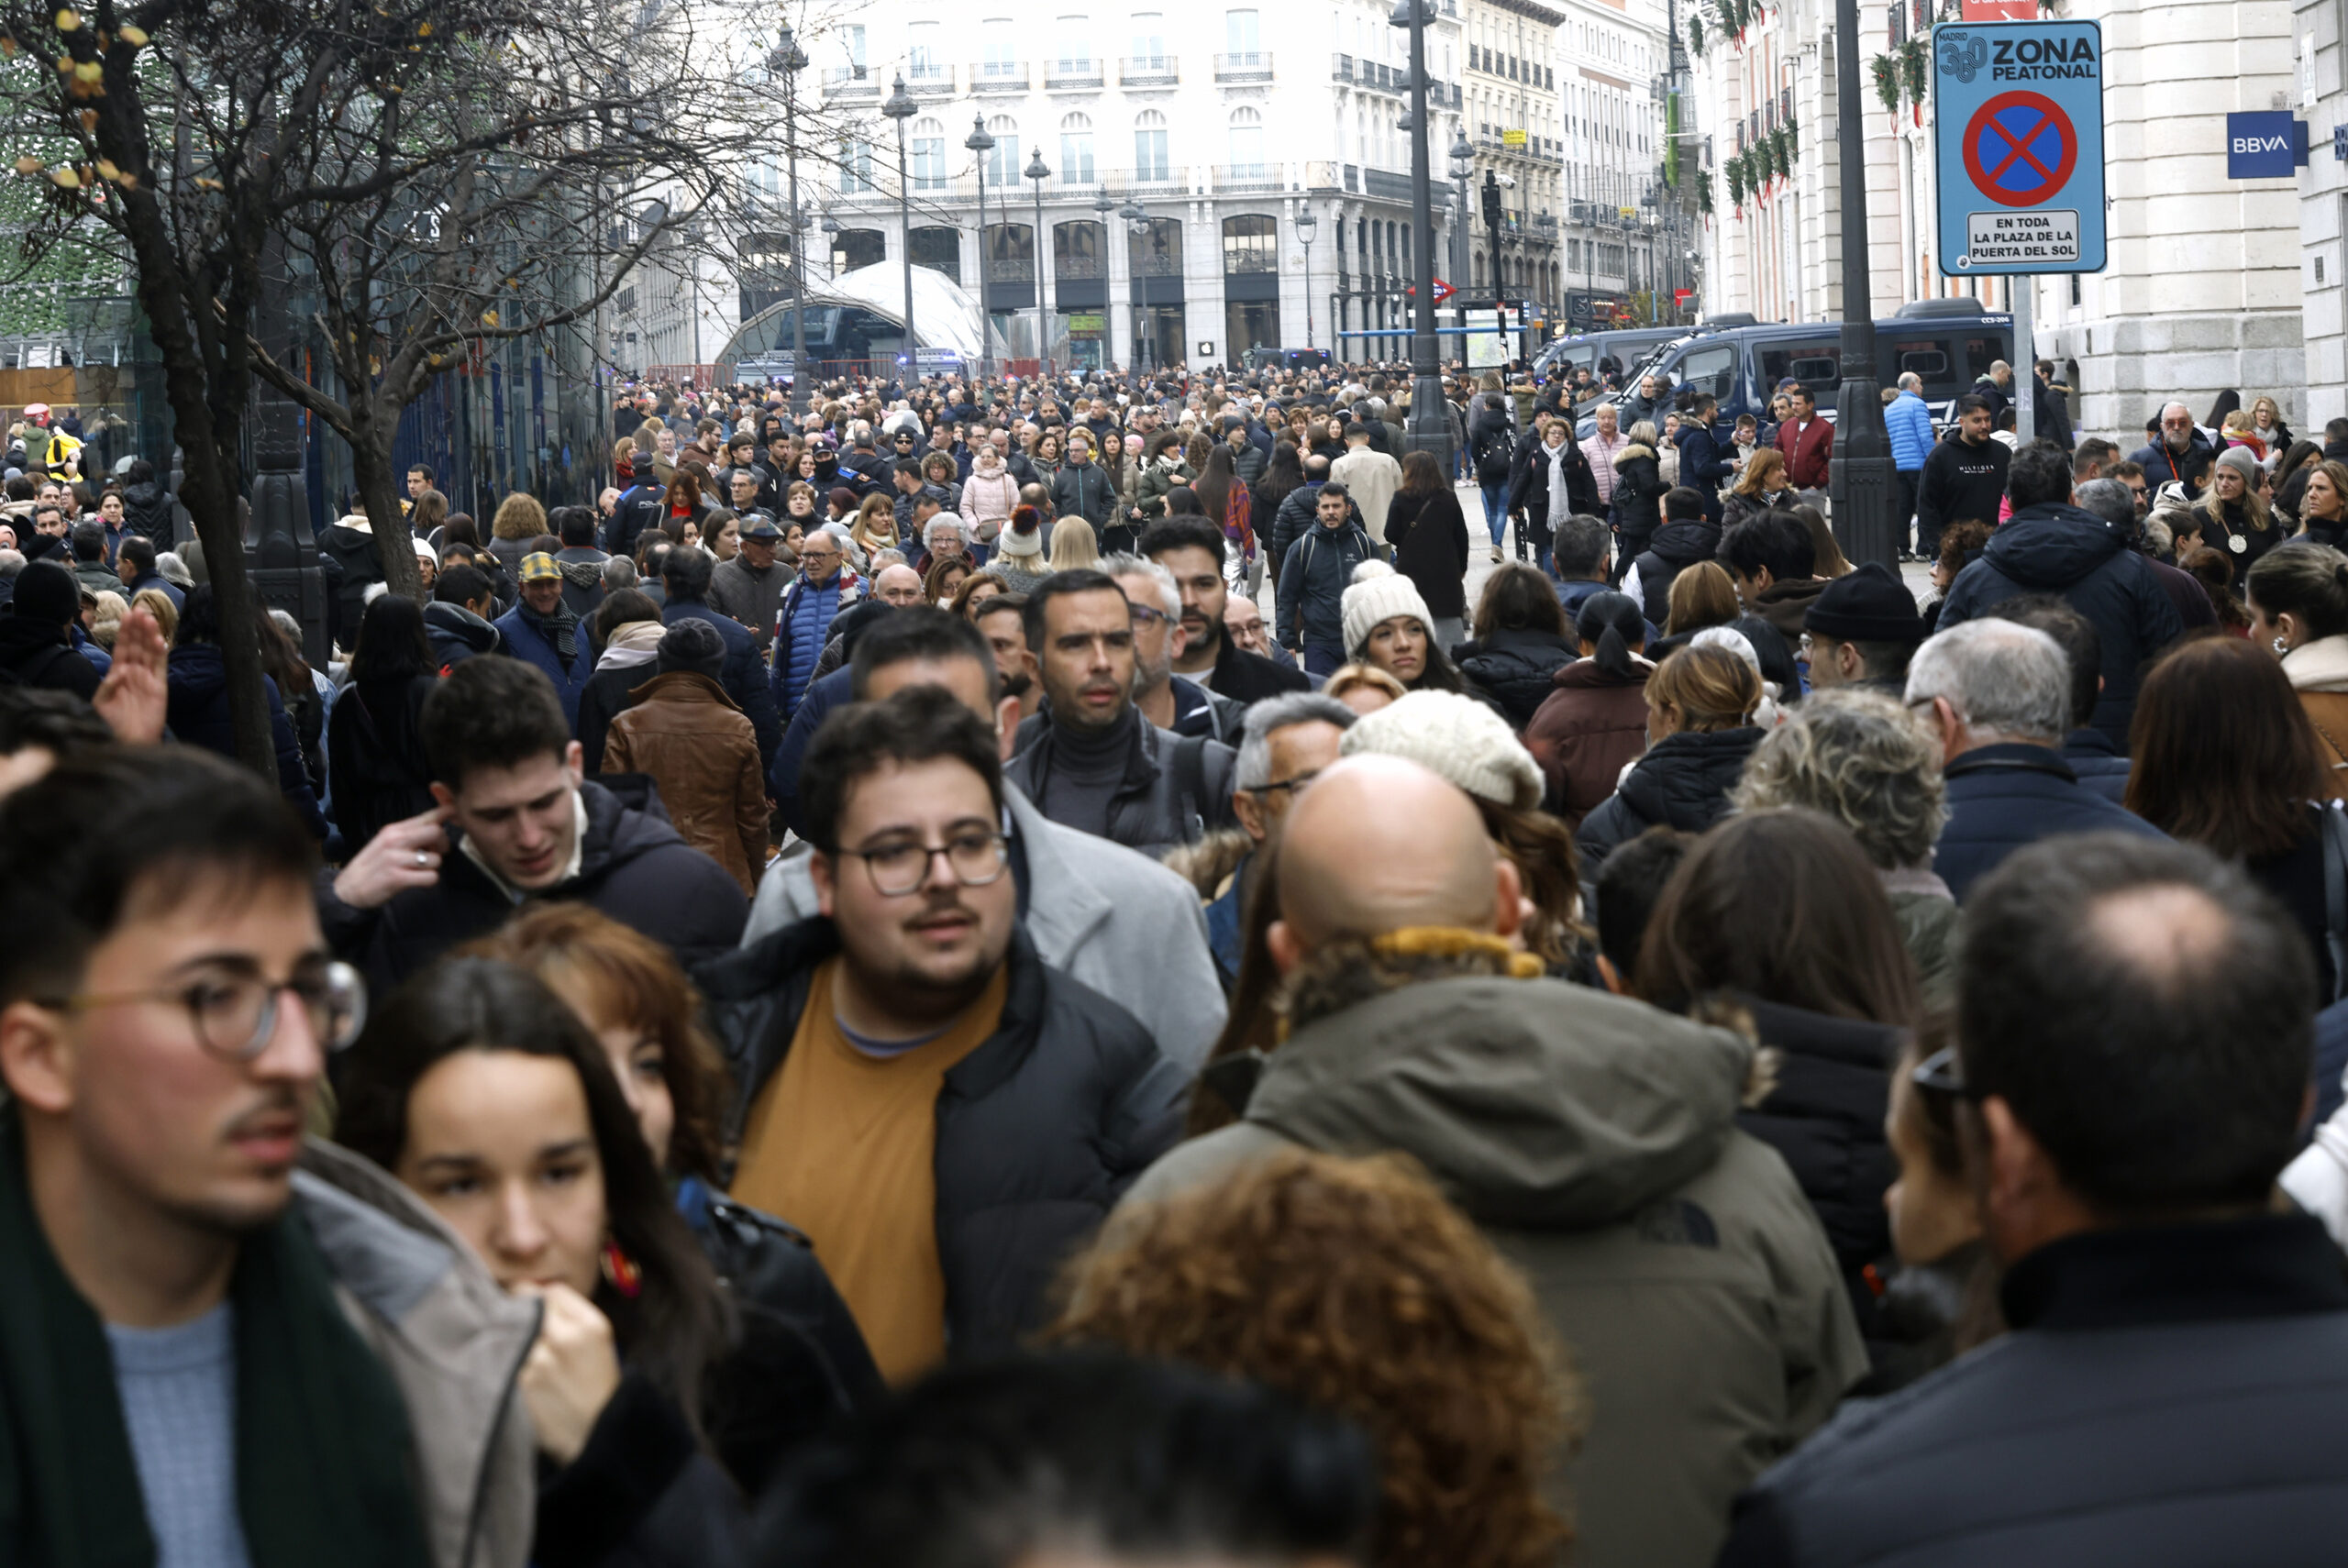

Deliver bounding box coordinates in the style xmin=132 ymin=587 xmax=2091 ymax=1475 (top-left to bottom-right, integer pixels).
xmin=519 ymin=552 xmax=563 ymax=584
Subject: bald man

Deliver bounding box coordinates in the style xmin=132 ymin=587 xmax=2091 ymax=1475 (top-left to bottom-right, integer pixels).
xmin=1123 ymin=753 xmax=1866 ymax=1568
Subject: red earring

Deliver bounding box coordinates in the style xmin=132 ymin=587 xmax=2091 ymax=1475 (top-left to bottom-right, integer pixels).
xmin=600 ymin=1239 xmax=642 ymax=1299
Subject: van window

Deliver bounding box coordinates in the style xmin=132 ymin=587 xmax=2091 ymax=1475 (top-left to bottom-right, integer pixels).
xmin=1675 ymin=342 xmax=1738 ymax=403
xmin=1758 ymin=340 xmax=1842 ymax=398
xmin=1888 ymin=338 xmax=1953 ymax=384
xmin=1964 ymin=335 xmax=2009 ymax=382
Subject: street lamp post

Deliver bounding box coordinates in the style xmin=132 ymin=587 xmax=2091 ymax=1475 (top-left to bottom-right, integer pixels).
xmin=881 ymin=73 xmax=918 ymax=385
xmin=820 ymin=211 xmax=840 ymax=282
xmin=1120 ymin=202 xmax=1149 ymax=371
xmin=1093 ymin=188 xmax=1117 ymax=370
xmin=1024 ymin=147 xmax=1051 ymax=377
xmin=966 ymin=114 xmax=995 ymax=384
xmin=1448 ymin=130 xmax=1473 ymax=323
xmin=1390 ymin=0 xmax=1448 ymax=466
xmin=1829 ymin=0 xmax=1894 ymax=565
xmin=1295 ymin=208 xmax=1317 ymax=351
xmin=769 ymin=25 xmax=812 ymax=417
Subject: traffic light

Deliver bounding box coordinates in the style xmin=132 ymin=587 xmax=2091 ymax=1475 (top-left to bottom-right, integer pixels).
xmin=1480 ymin=173 xmax=1503 ymax=229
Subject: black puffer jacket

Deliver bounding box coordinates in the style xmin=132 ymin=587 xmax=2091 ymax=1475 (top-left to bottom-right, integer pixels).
xmin=1733 ymin=998 xmax=1899 ymax=1347
xmin=1455 ymin=626 xmax=1579 ymax=729
xmin=692 ymin=920 xmax=1188 ymax=1358
xmin=117 ymin=479 xmax=176 ymax=549
xmin=1632 ymin=515 xmax=1723 ymax=628
xmin=318 ymin=778 xmax=748 ymax=992
xmin=1611 ymin=443 xmax=1669 ymax=554
xmin=325 ymin=674 xmax=438 ymax=852
xmin=1574 ymin=725 xmax=1766 ymax=874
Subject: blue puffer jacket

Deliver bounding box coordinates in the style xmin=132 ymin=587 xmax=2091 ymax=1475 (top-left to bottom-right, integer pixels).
xmin=1884 ymin=390 xmax=1933 ymax=471
xmin=2060 ymin=726 xmax=2130 ymax=805
xmin=1933 ymin=743 xmax=2165 ymax=902
xmin=665 ymin=599 xmax=781 ymax=767
xmin=771 ymin=571 xmax=853 ymax=721
xmin=493 ymin=602 xmax=593 ymax=730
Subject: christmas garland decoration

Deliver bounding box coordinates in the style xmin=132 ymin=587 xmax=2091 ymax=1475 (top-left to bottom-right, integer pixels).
xmin=1726 ymin=157 xmax=1746 ymax=207
xmin=1688 ymin=12 xmax=1705 ymax=57
xmin=1899 ymin=37 xmax=1929 ymax=104
xmin=1871 ymin=54 xmax=1899 ymax=116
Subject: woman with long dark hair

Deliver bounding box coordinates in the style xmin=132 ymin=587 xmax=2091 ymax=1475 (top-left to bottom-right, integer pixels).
xmin=2127 ymin=634 xmax=2341 ymax=1002
xmin=1637 ymin=807 xmax=1921 ymax=1354
xmin=1524 ymin=590 xmax=1654 ymax=829
xmin=1191 ymin=442 xmax=1257 ymax=594
xmin=1385 ymin=448 xmax=1471 ymax=646
xmin=328 ymin=593 xmax=440 ymax=850
xmin=463 ymin=906 xmax=881 ymax=1432
xmin=336 ymin=958 xmax=810 ymax=1561
xmin=1453 ymin=563 xmax=1577 ymax=728
xmin=1251 ymin=441 xmax=1306 ymax=574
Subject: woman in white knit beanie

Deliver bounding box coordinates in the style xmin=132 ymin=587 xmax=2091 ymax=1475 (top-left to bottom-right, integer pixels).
xmin=1337 ymin=689 xmax=1590 ymax=970
xmin=1339 ymin=559 xmax=1478 ymax=698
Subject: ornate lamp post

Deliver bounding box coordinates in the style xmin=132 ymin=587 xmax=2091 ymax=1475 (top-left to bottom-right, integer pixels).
xmin=820 ymin=211 xmax=841 ymax=281
xmin=1093 ymin=188 xmax=1117 ymax=370
xmin=1448 ymin=129 xmax=1473 ymax=322
xmin=966 ymin=113 xmax=995 ymax=383
xmin=1390 ymin=0 xmax=1447 ymax=464
xmin=1295 ymin=208 xmax=1317 ymax=351
xmin=766 ymin=25 xmax=814 ymax=415
xmin=1024 ymin=146 xmax=1052 ymax=376
xmin=880 ymin=72 xmax=918 ymax=381
xmin=1120 ymin=201 xmax=1150 ymax=371
xmin=1830 ymin=0 xmax=1893 ymax=562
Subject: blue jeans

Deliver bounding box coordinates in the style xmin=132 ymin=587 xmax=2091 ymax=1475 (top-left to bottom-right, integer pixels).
xmin=1479 ymin=481 xmax=1510 ymax=547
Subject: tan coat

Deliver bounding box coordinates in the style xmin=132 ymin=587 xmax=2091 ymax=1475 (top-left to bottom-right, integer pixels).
xmin=2285 ymin=635 xmax=2348 ymax=789
xmin=602 ymin=670 xmax=768 ymax=893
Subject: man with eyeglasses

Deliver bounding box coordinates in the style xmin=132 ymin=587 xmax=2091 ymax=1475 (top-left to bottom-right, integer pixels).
xmin=771 ymin=525 xmax=859 ymax=723
xmin=1003 ymin=570 xmax=1238 ymax=858
xmin=1198 ymin=692 xmax=1354 ymax=989
xmin=0 ymin=746 xmax=539 ymax=1567
xmin=1726 ymin=834 xmax=2348 ymax=1565
xmin=1104 ymin=555 xmax=1243 ymax=742
xmin=700 ymin=683 xmax=1183 ymax=1385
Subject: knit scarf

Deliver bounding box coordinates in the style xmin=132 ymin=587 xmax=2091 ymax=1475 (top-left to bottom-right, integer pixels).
xmin=0 ymin=1108 xmax=429 ymax=1568
xmin=519 ymin=596 xmax=580 ymax=661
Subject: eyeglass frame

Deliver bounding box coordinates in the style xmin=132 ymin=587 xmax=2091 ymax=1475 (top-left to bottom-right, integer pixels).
xmin=833 ymin=830 xmax=1013 ymax=897
xmin=36 ymin=959 xmax=370 ymax=1062
xmin=1246 ymin=767 xmax=1324 ymax=800
xmin=1127 ymin=602 xmax=1169 ymax=627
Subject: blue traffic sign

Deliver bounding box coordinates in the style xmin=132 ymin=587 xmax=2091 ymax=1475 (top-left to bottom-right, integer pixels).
xmin=1933 ymin=19 xmax=2106 ymax=276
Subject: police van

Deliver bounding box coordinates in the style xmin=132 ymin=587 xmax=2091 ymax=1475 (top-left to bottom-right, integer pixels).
xmin=1571 ymin=299 xmax=2015 ymax=437
xmin=1534 ymin=326 xmax=1692 ymax=385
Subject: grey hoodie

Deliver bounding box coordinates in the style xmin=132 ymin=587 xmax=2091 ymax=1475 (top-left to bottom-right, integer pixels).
xmin=1124 ymin=974 xmax=1865 ymax=1568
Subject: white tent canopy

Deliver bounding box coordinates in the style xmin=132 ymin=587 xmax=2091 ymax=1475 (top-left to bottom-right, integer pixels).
xmin=718 ymin=260 xmax=985 ymax=369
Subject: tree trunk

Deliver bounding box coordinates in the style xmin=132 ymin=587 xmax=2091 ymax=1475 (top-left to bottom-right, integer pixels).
xmin=351 ymin=397 xmax=423 ymax=603
xmin=115 ymin=201 xmax=279 ymax=786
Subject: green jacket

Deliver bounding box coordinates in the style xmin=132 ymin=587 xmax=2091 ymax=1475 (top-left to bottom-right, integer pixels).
xmin=1124 ymin=973 xmax=1866 ymax=1568
xmin=1888 ymin=882 xmax=1961 ymax=1011
xmin=1133 ymin=456 xmax=1196 ymax=521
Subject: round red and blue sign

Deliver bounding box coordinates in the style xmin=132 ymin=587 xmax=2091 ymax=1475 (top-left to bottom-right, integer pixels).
xmin=1961 ymin=91 xmax=2078 ymax=208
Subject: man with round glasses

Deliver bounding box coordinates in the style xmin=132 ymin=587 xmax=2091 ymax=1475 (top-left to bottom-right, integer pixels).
xmin=696 ymin=683 xmax=1182 ymax=1385
xmin=0 ymin=746 xmax=538 ymax=1565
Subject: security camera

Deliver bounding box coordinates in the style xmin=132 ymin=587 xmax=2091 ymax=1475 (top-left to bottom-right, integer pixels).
xmin=1496 ymin=173 xmax=1517 ymax=188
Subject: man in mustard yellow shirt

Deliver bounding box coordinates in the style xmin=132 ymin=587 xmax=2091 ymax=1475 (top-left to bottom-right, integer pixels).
xmin=698 ymin=666 xmax=1185 ymax=1383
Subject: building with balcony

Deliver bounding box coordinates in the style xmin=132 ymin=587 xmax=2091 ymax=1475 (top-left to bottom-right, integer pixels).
xmin=1549 ymin=0 xmax=1678 ymax=330
xmin=1690 ymin=0 xmax=2299 ymax=437
xmin=737 ymin=3 xmax=1467 ymax=370
xmin=1462 ymin=0 xmax=1567 ymax=318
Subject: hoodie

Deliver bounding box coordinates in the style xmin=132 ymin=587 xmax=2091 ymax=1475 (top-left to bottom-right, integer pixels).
xmin=1934 ymin=501 xmax=2186 ymax=745
xmin=423 ymin=601 xmax=504 ymax=671
xmin=1126 ymin=966 xmax=1864 ymax=1568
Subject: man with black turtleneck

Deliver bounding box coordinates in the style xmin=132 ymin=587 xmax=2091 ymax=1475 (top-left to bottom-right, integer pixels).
xmin=1002 ymin=570 xmax=1236 ymax=860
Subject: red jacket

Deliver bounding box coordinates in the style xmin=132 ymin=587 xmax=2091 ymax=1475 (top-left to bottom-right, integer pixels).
xmin=1778 ymin=414 xmax=1833 ymax=491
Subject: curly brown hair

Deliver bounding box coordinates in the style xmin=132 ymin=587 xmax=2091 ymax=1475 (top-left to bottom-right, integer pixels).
xmin=1052 ymin=1150 xmax=1576 ymax=1568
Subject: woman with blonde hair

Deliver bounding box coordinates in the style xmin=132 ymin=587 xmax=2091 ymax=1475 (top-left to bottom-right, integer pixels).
xmin=1662 ymin=558 xmax=1744 ymax=639
xmin=1721 ymin=447 xmax=1796 ymax=529
xmin=131 ymin=585 xmax=178 ymax=646
xmin=1574 ymin=641 xmax=1766 ymax=873
xmin=2197 ymin=446 xmax=2280 ymax=569
xmin=487 ymin=490 xmax=547 ymax=576
xmin=87 ymin=589 xmax=129 ymax=650
xmin=1322 ymin=661 xmax=1407 ymax=715
xmin=846 ymin=492 xmax=896 ymax=573
xmin=1046 ymin=514 xmax=1100 ymax=572
xmin=1054 ymin=1150 xmax=1574 ymax=1568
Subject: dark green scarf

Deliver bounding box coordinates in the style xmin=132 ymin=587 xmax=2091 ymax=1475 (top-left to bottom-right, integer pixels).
xmin=0 ymin=1107 xmax=429 ymax=1568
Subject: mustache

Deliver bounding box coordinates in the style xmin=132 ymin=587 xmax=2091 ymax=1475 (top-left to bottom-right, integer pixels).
xmin=223 ymin=1087 xmax=307 ymax=1140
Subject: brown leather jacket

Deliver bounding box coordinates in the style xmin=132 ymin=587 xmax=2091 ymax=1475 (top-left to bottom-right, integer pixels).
xmin=602 ymin=671 xmax=768 ymax=894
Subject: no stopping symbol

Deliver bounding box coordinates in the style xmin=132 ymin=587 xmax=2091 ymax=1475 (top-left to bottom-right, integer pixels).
xmin=1962 ymin=92 xmax=2077 ymax=207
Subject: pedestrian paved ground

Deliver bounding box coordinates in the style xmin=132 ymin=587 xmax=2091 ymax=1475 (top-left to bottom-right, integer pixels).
xmin=1252 ymin=478 xmax=1938 ymax=635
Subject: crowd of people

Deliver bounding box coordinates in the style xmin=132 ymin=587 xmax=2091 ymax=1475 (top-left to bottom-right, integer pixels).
xmin=4 ymin=353 xmax=2348 ymax=1568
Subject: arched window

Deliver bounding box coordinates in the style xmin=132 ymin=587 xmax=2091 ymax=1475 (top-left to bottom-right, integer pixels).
xmin=984 ymin=116 xmax=1020 ymax=187
xmin=1055 ymin=219 xmax=1105 ymax=280
xmin=910 ymin=226 xmax=961 ymax=282
xmin=1129 ymin=215 xmax=1182 ymax=278
xmin=911 ymin=117 xmax=946 ymax=191
xmin=1134 ymin=109 xmax=1170 ymax=182
xmin=1059 ymin=112 xmax=1096 ymax=183
xmin=1228 ymin=106 xmax=1265 ymax=179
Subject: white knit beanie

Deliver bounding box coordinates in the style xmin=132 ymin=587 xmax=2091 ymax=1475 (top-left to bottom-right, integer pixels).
xmin=1339 ymin=690 xmax=1543 ymax=810
xmin=1340 ymin=559 xmax=1435 ymax=658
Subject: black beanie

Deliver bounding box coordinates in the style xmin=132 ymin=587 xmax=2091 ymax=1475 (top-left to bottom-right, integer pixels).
xmin=8 ymin=559 xmax=81 ymax=627
xmin=1803 ymin=561 xmax=1931 ymax=645
xmin=656 ymin=616 xmax=727 ymax=679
